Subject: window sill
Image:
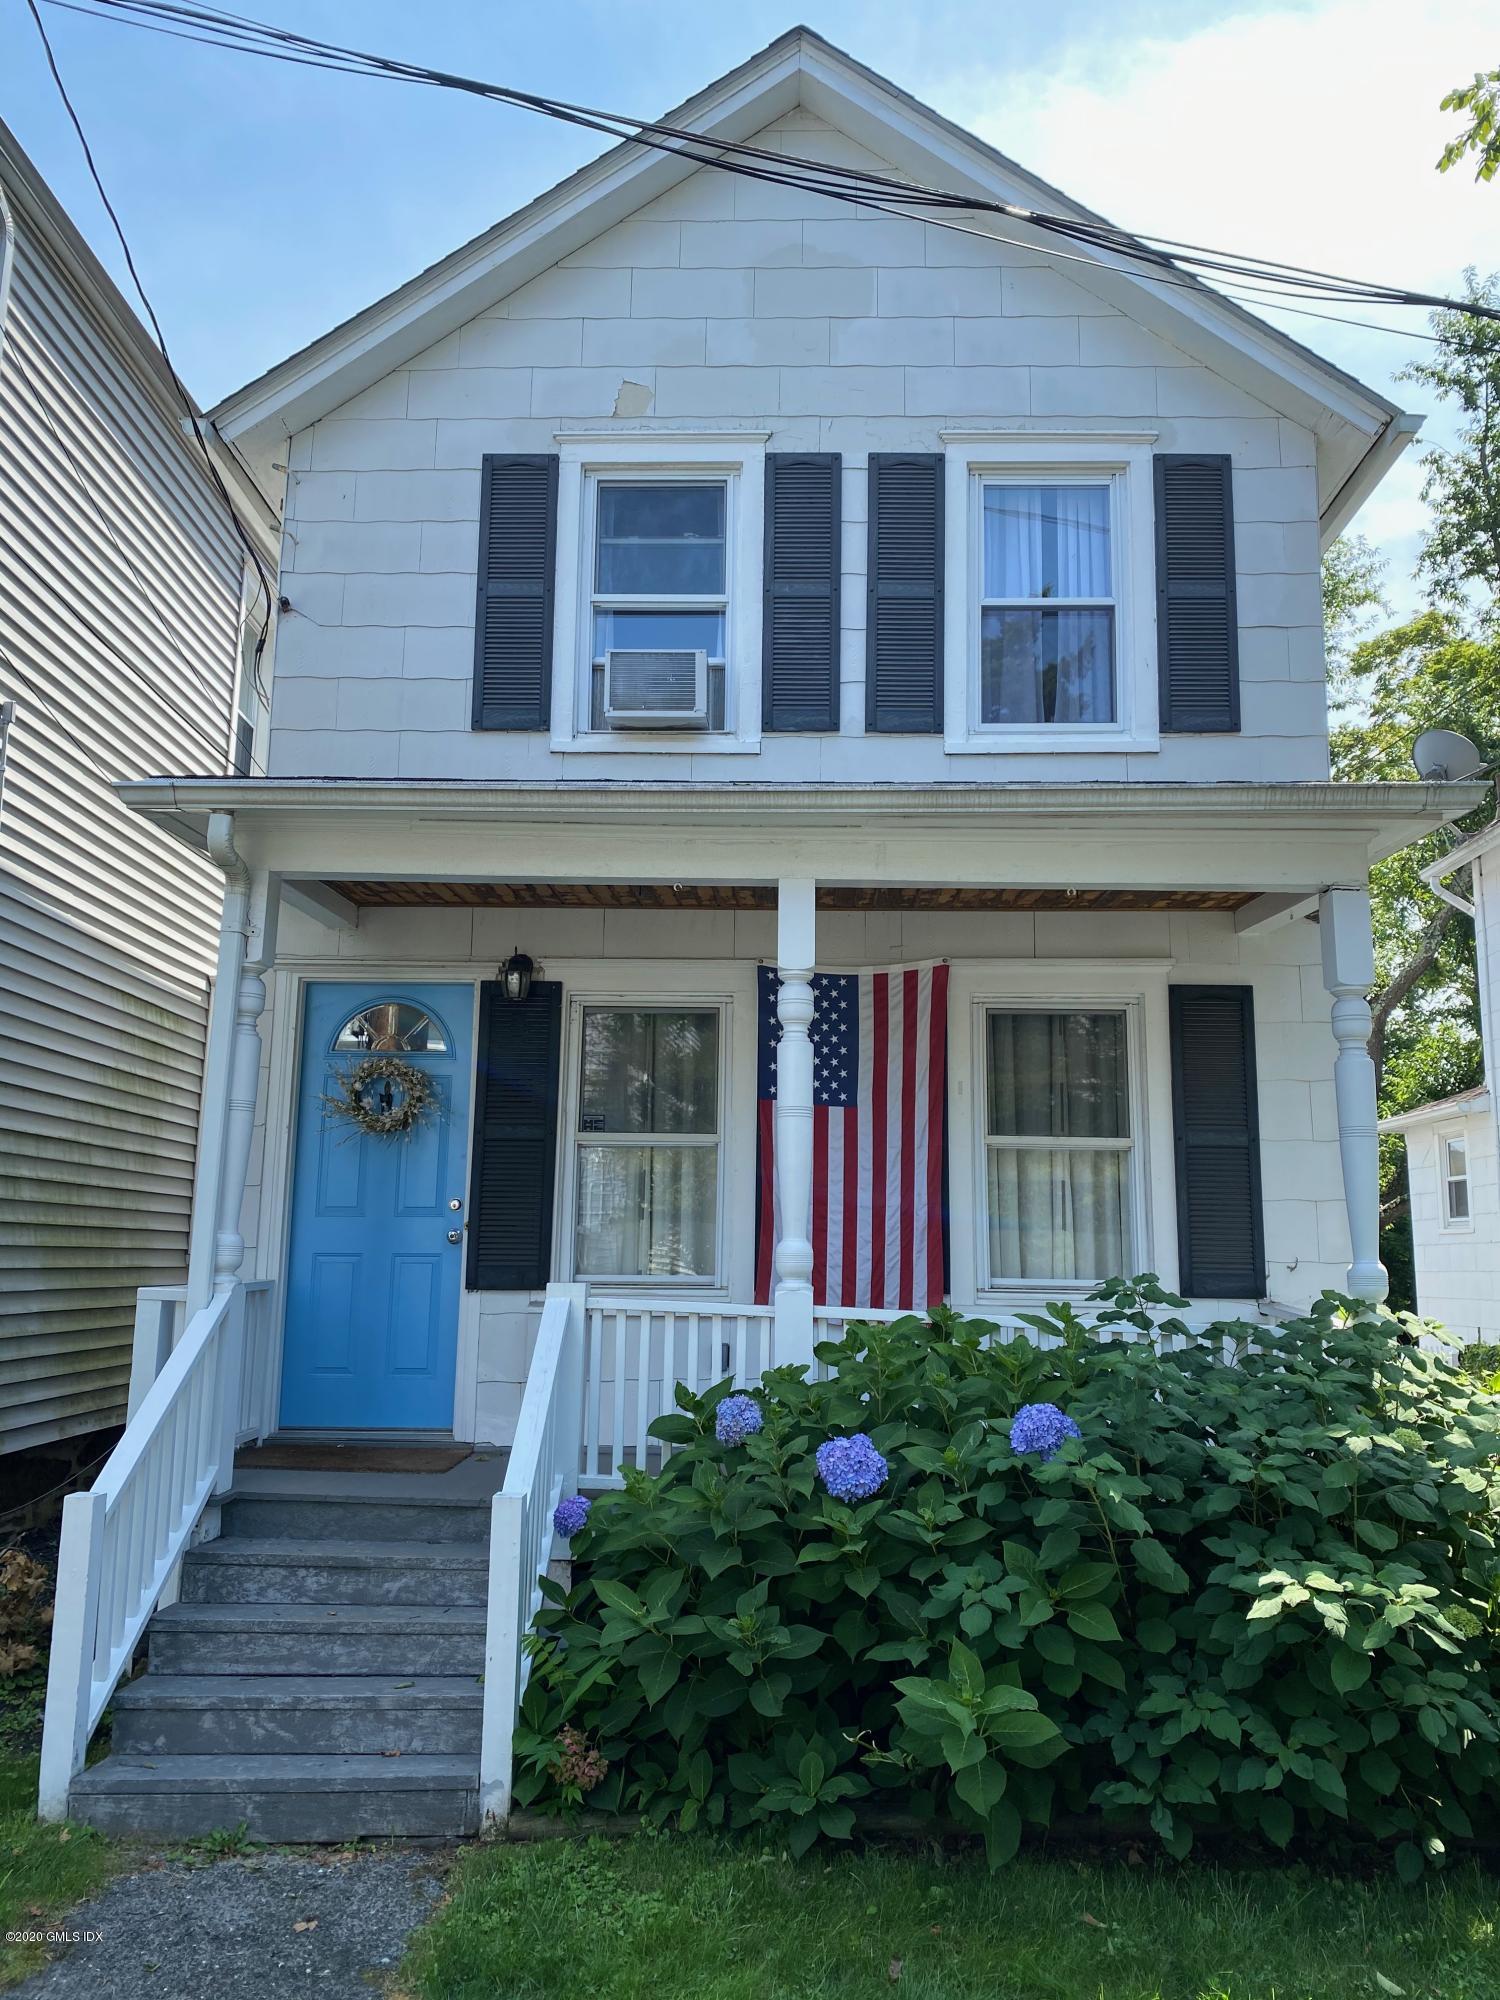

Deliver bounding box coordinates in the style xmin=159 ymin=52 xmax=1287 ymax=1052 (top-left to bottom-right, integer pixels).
xmin=553 ymin=732 xmax=762 ymax=755
xmin=943 ymin=730 xmax=1160 ymax=755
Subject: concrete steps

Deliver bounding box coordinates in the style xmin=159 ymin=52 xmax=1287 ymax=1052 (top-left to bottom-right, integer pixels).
xmin=67 ymin=1483 xmax=491 ymax=1841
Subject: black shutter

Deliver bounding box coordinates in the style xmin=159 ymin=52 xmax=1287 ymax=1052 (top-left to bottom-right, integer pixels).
xmin=1156 ymin=453 xmax=1239 ymax=732
xmin=1169 ymin=985 xmax=1265 ymax=1299
xmin=466 ymin=980 xmax=562 ymax=1290
xmin=866 ymin=453 xmax=943 ymax=733
xmin=763 ymin=452 xmax=841 ymax=732
xmin=472 ymin=454 xmax=558 ymax=731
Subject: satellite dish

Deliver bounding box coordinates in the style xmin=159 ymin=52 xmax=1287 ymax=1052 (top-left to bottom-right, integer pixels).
xmin=1412 ymin=729 xmax=1488 ymax=783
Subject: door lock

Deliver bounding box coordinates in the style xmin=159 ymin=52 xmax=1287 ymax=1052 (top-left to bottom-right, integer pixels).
xmin=448 ymin=1197 xmax=463 ymax=1211
xmin=446 ymin=1228 xmax=462 ymax=1244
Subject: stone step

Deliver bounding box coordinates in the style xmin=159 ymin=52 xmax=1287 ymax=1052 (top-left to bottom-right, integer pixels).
xmin=179 ymin=1538 xmax=489 ymax=1608
xmin=219 ymin=1491 xmax=491 ymax=1545
xmin=109 ymin=1674 xmax=482 ymax=1758
xmin=148 ymin=1601 xmax=485 ymax=1677
xmin=68 ymin=1753 xmax=478 ymax=1841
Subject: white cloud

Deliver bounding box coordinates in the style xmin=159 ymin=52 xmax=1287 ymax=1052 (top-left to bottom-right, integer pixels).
xmin=923 ymin=0 xmax=1496 ymax=604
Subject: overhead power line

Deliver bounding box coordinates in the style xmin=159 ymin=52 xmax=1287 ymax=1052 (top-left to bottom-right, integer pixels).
xmin=38 ymin=0 xmax=1500 ymax=333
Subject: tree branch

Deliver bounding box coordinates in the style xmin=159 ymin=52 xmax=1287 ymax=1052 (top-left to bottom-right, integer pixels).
xmin=1367 ymin=902 xmax=1458 ymax=1086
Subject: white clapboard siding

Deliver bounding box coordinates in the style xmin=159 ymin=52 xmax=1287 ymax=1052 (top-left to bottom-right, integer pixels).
xmin=0 ymin=192 xmax=249 ymax=1455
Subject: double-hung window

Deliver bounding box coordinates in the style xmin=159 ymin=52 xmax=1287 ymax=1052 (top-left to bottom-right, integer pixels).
xmin=983 ymin=1008 xmax=1133 ymax=1283
xmin=589 ymin=480 xmax=728 ymax=730
xmin=978 ymin=480 xmax=1115 ymax=727
xmin=1442 ymin=1132 xmax=1471 ymax=1226
xmin=572 ymin=1006 xmax=722 ymax=1281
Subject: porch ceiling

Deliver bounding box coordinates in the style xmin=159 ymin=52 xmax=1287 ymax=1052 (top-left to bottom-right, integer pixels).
xmin=325 ymin=880 xmax=1257 ymax=914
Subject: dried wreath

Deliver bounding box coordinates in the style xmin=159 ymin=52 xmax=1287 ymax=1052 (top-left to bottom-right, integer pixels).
xmin=321 ymin=1054 xmax=437 ymax=1139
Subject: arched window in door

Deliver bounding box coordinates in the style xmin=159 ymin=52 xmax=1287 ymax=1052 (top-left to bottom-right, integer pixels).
xmin=330 ymin=1000 xmax=450 ymax=1054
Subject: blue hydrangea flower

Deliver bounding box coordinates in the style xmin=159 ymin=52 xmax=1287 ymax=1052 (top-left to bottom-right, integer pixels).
xmin=715 ymin=1394 xmax=764 ymax=1446
xmin=553 ymin=1494 xmax=591 ymax=1537
xmin=816 ymin=1432 xmax=889 ymax=1502
xmin=1008 ymin=1403 xmax=1082 ymax=1463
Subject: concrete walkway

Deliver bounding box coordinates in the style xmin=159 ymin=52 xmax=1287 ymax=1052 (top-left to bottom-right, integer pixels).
xmin=13 ymin=1847 xmax=448 ymax=1999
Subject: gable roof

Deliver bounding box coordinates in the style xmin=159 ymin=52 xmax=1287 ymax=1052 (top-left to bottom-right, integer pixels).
xmin=209 ymin=26 xmax=1410 ymax=544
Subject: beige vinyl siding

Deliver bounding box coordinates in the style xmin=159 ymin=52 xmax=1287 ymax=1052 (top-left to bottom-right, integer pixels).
xmin=0 ymin=216 xmax=242 ymax=1454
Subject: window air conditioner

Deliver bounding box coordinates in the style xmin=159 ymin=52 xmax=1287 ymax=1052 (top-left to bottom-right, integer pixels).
xmin=603 ymin=648 xmax=708 ymax=728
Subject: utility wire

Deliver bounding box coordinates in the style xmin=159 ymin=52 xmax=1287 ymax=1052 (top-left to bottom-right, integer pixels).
xmin=24 ymin=0 xmax=277 ymax=705
xmin=40 ymin=0 xmax=1500 ymax=329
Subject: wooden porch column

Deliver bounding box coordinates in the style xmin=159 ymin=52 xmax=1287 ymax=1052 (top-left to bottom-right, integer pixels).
xmin=773 ymin=878 xmax=817 ymax=1371
xmin=1319 ymin=887 xmax=1388 ymax=1304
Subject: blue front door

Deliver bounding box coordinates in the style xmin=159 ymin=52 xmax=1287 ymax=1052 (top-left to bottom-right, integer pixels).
xmin=279 ymin=983 xmax=474 ymax=1431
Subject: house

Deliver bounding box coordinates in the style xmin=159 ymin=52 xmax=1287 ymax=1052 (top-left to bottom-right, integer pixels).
xmin=0 ymin=121 xmax=280 ymax=1470
xmin=38 ymin=28 xmax=1485 ymax=1840
xmin=1381 ymin=818 xmax=1500 ymax=1343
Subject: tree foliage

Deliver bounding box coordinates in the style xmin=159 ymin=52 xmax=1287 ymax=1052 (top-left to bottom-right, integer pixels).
xmin=1438 ymin=68 xmax=1500 ymax=183
xmin=1401 ymin=272 xmax=1500 ymax=612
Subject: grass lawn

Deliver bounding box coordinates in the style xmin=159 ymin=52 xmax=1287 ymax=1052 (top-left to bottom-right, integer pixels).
xmin=399 ymin=1832 xmax=1500 ymax=2000
xmin=0 ymin=1756 xmax=115 ymax=1990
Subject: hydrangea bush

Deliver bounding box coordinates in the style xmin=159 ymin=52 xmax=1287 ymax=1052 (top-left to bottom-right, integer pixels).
xmin=514 ymin=1280 xmax=1500 ymax=1874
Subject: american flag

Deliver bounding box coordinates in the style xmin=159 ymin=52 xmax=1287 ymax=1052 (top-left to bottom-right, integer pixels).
xmin=755 ymin=963 xmax=949 ymax=1311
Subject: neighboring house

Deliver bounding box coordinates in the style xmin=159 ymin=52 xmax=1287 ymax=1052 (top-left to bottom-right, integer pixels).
xmin=40 ymin=30 xmax=1486 ymax=1839
xmin=0 ymin=121 xmax=281 ymax=1465
xmin=1381 ymin=818 xmax=1500 ymax=1343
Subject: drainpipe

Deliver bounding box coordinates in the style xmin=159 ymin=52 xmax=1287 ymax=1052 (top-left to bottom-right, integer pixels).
xmin=186 ymin=812 xmax=253 ymax=1314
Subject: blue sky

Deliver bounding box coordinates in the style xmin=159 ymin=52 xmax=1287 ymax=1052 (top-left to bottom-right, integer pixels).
xmin=3 ymin=0 xmax=1495 ymax=610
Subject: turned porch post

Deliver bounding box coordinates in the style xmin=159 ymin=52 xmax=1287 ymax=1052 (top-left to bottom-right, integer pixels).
xmin=1319 ymin=886 xmax=1388 ymax=1304
xmin=773 ymin=878 xmax=817 ymax=1371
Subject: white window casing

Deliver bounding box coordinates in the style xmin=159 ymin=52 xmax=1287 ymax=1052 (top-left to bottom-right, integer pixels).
xmin=941 ymin=431 xmax=1161 ymax=755
xmin=550 ymin=431 xmax=769 ymax=753
xmin=1440 ymin=1125 xmax=1473 ymax=1231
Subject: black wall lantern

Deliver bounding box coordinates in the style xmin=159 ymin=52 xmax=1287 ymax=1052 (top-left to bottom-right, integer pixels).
xmin=500 ymin=949 xmax=536 ymax=1003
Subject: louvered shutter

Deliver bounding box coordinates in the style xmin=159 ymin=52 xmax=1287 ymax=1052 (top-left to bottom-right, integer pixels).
xmin=866 ymin=453 xmax=943 ymax=733
xmin=763 ymin=452 xmax=841 ymax=731
xmin=472 ymin=454 xmax=558 ymax=731
xmin=1169 ymin=985 xmax=1264 ymax=1299
xmin=1156 ymin=454 xmax=1240 ymax=732
xmin=466 ymin=981 xmax=562 ymax=1290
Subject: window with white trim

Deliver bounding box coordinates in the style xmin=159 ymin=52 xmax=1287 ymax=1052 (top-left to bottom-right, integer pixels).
xmin=978 ymin=479 xmax=1116 ymax=726
xmin=982 ymin=1007 xmax=1134 ymax=1283
xmin=586 ymin=478 xmax=729 ymax=731
xmin=572 ymin=1006 xmax=722 ymax=1281
xmin=1442 ymin=1131 xmax=1471 ymax=1226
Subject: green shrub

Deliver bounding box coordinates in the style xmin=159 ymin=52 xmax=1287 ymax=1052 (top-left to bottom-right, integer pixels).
xmin=516 ymin=1281 xmax=1500 ymax=1875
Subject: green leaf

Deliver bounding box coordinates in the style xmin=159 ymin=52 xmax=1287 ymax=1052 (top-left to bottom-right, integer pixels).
xmin=647 ymin=1414 xmax=699 ymax=1444
xmin=1132 ymin=1540 xmax=1191 ymax=1593
xmin=1138 ymin=1617 xmax=1177 ymax=1654
xmin=940 ymin=1727 xmax=988 ymax=1773
xmin=637 ymin=1647 xmax=681 ymax=1707
xmin=1353 ymin=1519 xmax=1399 ymax=1552
xmin=1330 ymin=1648 xmax=1371 ymax=1694
xmin=1057 ymin=1562 xmax=1116 ymax=1601
xmin=593 ymin=1579 xmax=648 ymax=1620
xmin=1259 ymin=1794 xmax=1294 ymax=1848
xmin=1066 ymin=1601 xmax=1121 ymax=1644
xmin=1032 ymin=1623 xmax=1075 ymax=1666
xmin=989 ymin=1710 xmax=1061 ymax=1751
xmin=981 ymin=1799 xmax=1022 ymax=1870
xmin=950 ymin=1641 xmax=987 ymax=1699
xmin=798 ymin=1749 xmax=827 ymax=1799
xmin=954 ymin=1756 xmax=1008 ymax=1816
xmin=1360 ymin=1749 xmax=1401 ymax=1796
xmin=1395 ymin=1840 xmax=1424 ymax=1885
xmin=818 ymin=1803 xmax=855 ymax=1841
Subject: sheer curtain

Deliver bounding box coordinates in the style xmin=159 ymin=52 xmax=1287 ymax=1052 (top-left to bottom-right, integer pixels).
xmin=985 ymin=1011 xmax=1130 ymax=1282
xmin=574 ymin=1010 xmax=719 ymax=1278
xmin=981 ymin=484 xmax=1114 ymax=725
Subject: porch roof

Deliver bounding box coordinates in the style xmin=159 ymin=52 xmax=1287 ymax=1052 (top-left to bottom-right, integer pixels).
xmin=117 ymin=775 xmax=1483 ymax=879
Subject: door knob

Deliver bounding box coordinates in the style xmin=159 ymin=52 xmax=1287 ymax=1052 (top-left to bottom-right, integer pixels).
xmin=446 ymin=1228 xmax=462 ymax=1244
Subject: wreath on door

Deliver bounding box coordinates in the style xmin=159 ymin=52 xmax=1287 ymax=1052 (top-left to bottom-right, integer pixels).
xmin=322 ymin=1054 xmax=437 ymax=1139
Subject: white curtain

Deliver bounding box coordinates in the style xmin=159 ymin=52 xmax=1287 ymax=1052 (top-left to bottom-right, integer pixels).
xmin=985 ymin=1011 xmax=1129 ymax=1282
xmin=981 ymin=485 xmax=1113 ymax=725
xmin=575 ymin=1145 xmax=716 ymax=1277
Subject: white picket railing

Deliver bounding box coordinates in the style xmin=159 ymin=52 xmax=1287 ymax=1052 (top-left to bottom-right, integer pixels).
xmin=38 ymin=1279 xmax=252 ymax=1819
xmin=128 ymin=1279 xmax=278 ymax=1442
xmin=580 ymin=1299 xmax=774 ymax=1484
xmin=481 ymin=1283 xmax=586 ymax=1824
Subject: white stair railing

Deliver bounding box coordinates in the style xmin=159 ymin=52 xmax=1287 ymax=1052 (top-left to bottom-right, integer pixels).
xmin=480 ymin=1282 xmax=586 ymax=1825
xmin=582 ymin=1300 xmax=773 ymax=1483
xmin=38 ymin=1280 xmax=247 ymax=1820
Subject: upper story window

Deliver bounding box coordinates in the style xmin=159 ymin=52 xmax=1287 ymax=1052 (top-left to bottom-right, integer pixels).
xmin=588 ymin=479 xmax=729 ymax=731
xmin=979 ymin=481 xmax=1114 ymax=727
xmin=1441 ymin=1131 xmax=1471 ymax=1226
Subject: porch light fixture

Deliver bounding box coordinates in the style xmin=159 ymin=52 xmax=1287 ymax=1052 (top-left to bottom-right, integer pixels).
xmin=500 ymin=949 xmax=536 ymax=1003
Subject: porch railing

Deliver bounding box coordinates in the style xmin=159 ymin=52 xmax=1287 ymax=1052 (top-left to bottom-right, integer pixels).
xmin=581 ymin=1300 xmax=774 ymax=1484
xmin=128 ymin=1278 xmax=277 ymax=1443
xmin=480 ymin=1282 xmax=586 ymax=1824
xmin=38 ymin=1277 xmax=257 ymax=1819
